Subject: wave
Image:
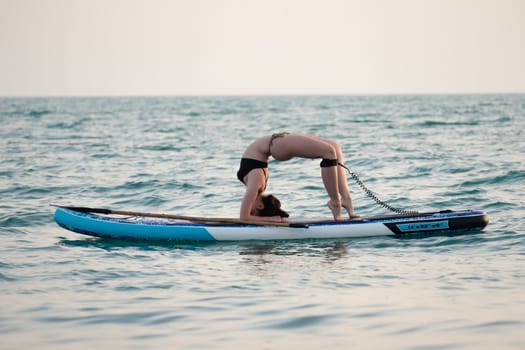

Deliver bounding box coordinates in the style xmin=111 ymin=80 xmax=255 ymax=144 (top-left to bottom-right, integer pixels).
xmin=138 ymin=144 xmax=183 ymax=152
xmin=28 ymin=109 xmax=52 ymax=118
xmin=460 ymin=170 xmax=524 ymax=187
xmin=416 ymin=120 xmax=480 ymax=127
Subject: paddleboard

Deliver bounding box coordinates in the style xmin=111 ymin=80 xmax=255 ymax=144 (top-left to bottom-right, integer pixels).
xmin=54 ymin=207 xmax=489 ymax=242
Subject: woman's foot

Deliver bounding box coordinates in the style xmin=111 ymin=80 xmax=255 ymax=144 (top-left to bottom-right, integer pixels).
xmin=341 ymin=198 xmax=359 ymax=219
xmin=327 ymin=200 xmax=345 ymax=221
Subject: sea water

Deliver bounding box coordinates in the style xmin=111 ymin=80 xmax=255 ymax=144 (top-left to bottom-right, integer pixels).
xmin=0 ymin=95 xmax=524 ymax=349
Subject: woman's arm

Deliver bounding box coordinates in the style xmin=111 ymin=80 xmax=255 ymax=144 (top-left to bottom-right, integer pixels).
xmin=239 ymin=171 xmax=264 ymax=221
xmin=239 ymin=170 xmax=284 ymax=222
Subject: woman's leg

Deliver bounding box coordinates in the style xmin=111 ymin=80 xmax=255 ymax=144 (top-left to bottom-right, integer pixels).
xmin=319 ymin=139 xmax=357 ymax=218
xmin=271 ymin=134 xmax=344 ymax=220
xmin=321 ymin=166 xmax=344 ymax=221
xmin=270 ymin=133 xmax=336 ymax=160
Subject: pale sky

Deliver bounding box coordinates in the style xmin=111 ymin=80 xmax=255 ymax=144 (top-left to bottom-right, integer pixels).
xmin=1 ymin=0 xmax=524 ymax=96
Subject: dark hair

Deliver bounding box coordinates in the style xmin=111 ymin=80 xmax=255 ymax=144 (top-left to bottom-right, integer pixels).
xmin=258 ymin=194 xmax=289 ymax=218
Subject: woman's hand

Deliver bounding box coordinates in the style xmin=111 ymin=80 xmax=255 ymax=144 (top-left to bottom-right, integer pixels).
xmin=271 ymin=216 xmax=288 ymax=223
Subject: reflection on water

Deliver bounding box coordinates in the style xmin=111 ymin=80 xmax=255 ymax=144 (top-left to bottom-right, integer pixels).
xmin=322 ymin=242 xmax=348 ymax=262
xmin=238 ymin=241 xmax=351 ymax=278
xmin=239 ymin=244 xmax=275 ymax=273
xmin=239 ymin=241 xmax=349 ymax=263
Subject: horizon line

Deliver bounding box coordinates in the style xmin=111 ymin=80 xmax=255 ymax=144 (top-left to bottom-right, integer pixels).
xmin=1 ymin=91 xmax=524 ymax=99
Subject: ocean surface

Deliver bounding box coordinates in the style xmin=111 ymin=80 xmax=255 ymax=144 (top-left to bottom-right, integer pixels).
xmin=1 ymin=94 xmax=524 ymax=349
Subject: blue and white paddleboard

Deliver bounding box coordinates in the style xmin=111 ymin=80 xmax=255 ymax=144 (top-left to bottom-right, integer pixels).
xmin=54 ymin=207 xmax=489 ymax=242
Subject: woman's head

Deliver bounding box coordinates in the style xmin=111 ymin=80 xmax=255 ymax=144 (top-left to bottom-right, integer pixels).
xmin=254 ymin=194 xmax=289 ymax=218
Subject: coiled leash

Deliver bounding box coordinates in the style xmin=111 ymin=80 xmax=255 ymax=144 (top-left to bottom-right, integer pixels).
xmin=338 ymin=162 xmax=420 ymax=215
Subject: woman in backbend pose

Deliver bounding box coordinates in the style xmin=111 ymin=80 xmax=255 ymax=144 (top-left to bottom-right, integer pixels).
xmin=237 ymin=132 xmax=358 ymax=222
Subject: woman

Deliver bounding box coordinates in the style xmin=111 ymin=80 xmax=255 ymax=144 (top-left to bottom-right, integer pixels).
xmin=237 ymin=132 xmax=357 ymax=222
